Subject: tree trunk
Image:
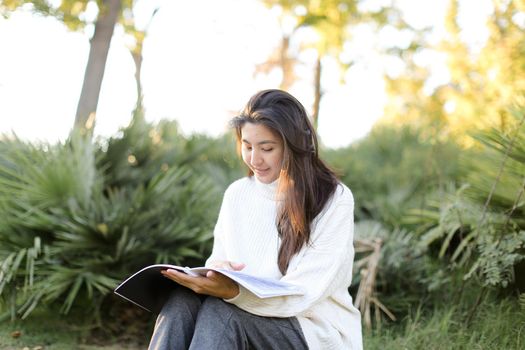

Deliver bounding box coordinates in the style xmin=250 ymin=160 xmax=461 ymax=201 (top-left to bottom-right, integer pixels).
xmin=280 ymin=35 xmax=294 ymax=91
xmin=130 ymin=46 xmax=143 ymax=118
xmin=74 ymin=0 xmax=121 ymax=134
xmin=129 ymin=8 xmax=158 ymax=120
xmin=312 ymin=56 xmax=322 ymax=130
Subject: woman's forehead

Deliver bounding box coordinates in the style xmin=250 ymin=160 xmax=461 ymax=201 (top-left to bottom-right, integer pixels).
xmin=240 ymin=123 xmax=281 ymax=143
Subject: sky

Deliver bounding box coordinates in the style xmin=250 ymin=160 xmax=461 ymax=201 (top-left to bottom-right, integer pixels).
xmin=0 ymin=0 xmax=493 ymax=149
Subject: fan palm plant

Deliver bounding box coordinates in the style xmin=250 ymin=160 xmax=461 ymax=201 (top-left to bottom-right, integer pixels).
xmin=0 ymin=131 xmax=221 ymax=321
xmin=99 ymin=115 xmax=243 ymax=192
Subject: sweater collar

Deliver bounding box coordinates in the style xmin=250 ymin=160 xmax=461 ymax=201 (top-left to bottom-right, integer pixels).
xmin=253 ymin=176 xmax=282 ymax=201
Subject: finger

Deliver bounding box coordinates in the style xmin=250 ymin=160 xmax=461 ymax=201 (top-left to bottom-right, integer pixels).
xmin=162 ymin=269 xmax=198 ymax=286
xmin=205 ymin=271 xmax=236 ymax=289
xmin=230 ymin=262 xmax=245 ymax=270
xmin=161 ymin=269 xmax=183 ymax=283
xmin=163 ymin=271 xmax=210 ymax=294
xmin=163 ymin=269 xmax=184 ymax=279
xmin=206 ymin=270 xmax=227 ymax=280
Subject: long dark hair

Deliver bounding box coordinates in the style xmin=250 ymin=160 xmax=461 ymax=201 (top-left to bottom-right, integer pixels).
xmin=230 ymin=89 xmax=339 ymax=274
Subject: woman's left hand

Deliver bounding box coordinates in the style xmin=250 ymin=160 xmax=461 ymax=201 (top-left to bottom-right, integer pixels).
xmin=161 ymin=269 xmax=240 ymax=299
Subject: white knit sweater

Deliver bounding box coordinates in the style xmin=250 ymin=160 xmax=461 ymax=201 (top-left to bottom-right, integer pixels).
xmin=206 ymin=176 xmax=363 ymax=350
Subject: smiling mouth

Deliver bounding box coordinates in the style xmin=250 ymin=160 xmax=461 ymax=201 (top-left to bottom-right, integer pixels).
xmin=253 ymin=168 xmax=270 ymax=174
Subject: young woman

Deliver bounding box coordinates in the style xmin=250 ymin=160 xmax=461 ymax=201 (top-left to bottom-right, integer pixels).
xmin=149 ymin=89 xmax=362 ymax=349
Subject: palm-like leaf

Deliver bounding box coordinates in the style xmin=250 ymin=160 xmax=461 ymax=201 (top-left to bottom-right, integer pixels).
xmin=0 ymin=127 xmax=223 ymax=320
xmin=407 ymin=107 xmax=525 ymax=288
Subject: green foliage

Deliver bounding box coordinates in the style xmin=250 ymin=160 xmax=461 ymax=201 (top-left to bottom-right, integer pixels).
xmin=0 ymin=124 xmax=226 ymax=320
xmin=465 ymin=230 xmax=525 ymax=288
xmin=407 ymin=108 xmax=525 ymax=289
xmin=98 ymin=115 xmax=243 ymax=191
xmin=466 ymin=109 xmax=525 ymax=221
xmin=465 ymin=111 xmax=525 ymax=289
xmin=261 ymin=0 xmax=360 ymax=52
xmin=0 ymin=134 xmax=98 ymax=208
xmin=407 ymin=186 xmax=484 ymax=263
xmin=380 ymin=0 xmax=525 ymax=143
xmin=324 ymin=125 xmax=464 ymax=228
xmin=1 ymin=1 xmax=91 ymax=30
xmin=409 ymin=188 xmax=525 ymax=290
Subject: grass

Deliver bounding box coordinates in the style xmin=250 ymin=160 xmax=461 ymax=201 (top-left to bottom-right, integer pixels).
xmin=364 ymin=297 xmax=525 ymax=350
xmin=1 ymin=295 xmax=523 ymax=349
xmin=0 ymin=304 xmax=151 ymax=350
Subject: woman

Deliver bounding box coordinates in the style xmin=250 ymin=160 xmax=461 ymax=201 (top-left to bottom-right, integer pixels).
xmin=149 ymin=89 xmax=362 ymax=349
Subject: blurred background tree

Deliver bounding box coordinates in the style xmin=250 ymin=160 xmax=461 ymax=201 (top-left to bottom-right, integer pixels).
xmin=381 ymin=0 xmax=525 ymax=143
xmin=258 ymin=0 xmax=398 ymax=129
xmin=0 ymin=0 xmax=157 ymax=136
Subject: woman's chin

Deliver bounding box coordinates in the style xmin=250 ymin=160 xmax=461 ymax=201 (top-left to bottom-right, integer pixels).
xmin=254 ymin=173 xmax=276 ymax=184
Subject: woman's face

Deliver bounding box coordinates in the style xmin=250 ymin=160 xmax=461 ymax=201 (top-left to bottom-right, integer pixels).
xmin=240 ymin=122 xmax=284 ymax=184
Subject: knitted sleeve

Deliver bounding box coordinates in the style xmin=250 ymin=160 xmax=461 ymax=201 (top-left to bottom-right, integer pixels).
xmin=205 ymin=190 xmax=229 ymax=266
xmin=224 ymin=188 xmax=355 ymax=318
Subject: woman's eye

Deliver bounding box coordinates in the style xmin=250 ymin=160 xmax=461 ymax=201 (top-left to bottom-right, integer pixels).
xmin=262 ymin=148 xmax=273 ymax=152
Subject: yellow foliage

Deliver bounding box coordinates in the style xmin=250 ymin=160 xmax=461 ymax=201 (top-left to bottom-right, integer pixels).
xmin=381 ymin=0 xmax=525 ymax=147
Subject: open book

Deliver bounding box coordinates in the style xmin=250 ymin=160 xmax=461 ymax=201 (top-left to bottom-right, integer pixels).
xmin=114 ymin=264 xmax=305 ymax=313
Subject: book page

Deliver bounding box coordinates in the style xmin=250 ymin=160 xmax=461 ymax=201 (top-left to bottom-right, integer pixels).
xmin=188 ymin=267 xmax=305 ymax=298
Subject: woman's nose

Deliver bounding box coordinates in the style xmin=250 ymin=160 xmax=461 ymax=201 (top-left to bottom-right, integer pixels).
xmin=250 ymin=150 xmax=263 ymax=166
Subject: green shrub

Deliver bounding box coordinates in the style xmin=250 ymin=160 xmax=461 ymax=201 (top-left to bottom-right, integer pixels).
xmin=0 ymin=130 xmax=222 ymax=321
xmin=323 ymin=125 xmax=464 ymax=228
xmin=406 ymin=108 xmax=525 ymax=290
xmin=98 ymin=115 xmax=243 ymax=191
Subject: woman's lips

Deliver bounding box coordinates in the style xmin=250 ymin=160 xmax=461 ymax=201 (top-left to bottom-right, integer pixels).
xmin=253 ymin=168 xmax=270 ymax=176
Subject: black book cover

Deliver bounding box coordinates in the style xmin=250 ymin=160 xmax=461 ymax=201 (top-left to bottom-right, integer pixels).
xmin=114 ymin=265 xmax=177 ymax=313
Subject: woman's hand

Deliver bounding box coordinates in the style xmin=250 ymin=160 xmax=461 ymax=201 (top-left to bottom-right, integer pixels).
xmin=161 ymin=261 xmax=245 ymax=299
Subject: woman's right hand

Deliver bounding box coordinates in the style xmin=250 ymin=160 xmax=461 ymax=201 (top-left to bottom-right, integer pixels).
xmin=161 ymin=260 xmax=247 ymax=299
xmin=208 ymin=260 xmax=246 ymax=271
